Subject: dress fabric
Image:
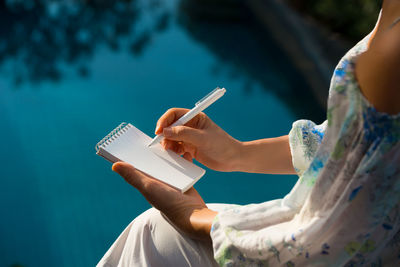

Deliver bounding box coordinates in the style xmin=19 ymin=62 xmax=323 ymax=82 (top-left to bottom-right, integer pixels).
xmin=97 ymin=204 xmax=226 ymax=267
xmin=210 ymin=23 xmax=400 ymax=267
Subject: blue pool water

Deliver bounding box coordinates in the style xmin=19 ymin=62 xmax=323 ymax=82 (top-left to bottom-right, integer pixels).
xmin=0 ymin=1 xmax=324 ymax=266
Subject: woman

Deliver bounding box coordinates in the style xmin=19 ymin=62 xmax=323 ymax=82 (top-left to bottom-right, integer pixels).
xmin=98 ymin=2 xmax=400 ymax=266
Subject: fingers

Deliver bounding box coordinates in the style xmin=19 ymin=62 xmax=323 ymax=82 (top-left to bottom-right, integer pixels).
xmin=183 ymin=152 xmax=193 ymax=162
xmin=112 ymin=162 xmax=148 ymax=190
xmin=162 ymin=139 xmax=183 ymax=154
xmin=155 ymin=108 xmax=205 ymax=135
xmin=156 ymin=108 xmax=190 ymax=134
xmin=162 ymin=140 xmax=195 ymax=162
xmin=163 ymin=125 xmax=204 ymax=146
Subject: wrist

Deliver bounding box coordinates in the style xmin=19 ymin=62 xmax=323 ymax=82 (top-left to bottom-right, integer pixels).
xmin=229 ymin=140 xmax=248 ymax=172
xmin=223 ymin=139 xmax=244 ymax=172
xmin=189 ymin=208 xmax=218 ymax=240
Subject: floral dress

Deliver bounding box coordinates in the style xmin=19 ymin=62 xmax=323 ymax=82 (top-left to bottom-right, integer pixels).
xmin=210 ymin=22 xmax=400 ymax=267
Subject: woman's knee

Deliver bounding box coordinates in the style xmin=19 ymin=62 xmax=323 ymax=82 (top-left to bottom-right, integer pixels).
xmin=121 ymin=208 xmax=218 ymax=267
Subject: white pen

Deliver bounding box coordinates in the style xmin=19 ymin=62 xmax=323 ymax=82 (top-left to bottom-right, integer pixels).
xmin=148 ymin=87 xmax=226 ymax=147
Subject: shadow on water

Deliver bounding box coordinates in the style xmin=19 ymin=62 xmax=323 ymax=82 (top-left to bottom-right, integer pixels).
xmin=0 ymin=0 xmax=170 ymax=86
xmin=177 ymin=0 xmax=326 ymax=122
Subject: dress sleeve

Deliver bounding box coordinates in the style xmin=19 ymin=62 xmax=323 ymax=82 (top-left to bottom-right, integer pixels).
xmin=210 ymin=200 xmax=301 ymax=267
xmin=288 ymin=120 xmax=327 ymax=177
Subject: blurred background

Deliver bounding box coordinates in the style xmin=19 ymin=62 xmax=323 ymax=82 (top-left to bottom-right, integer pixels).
xmin=0 ymin=0 xmax=380 ymax=266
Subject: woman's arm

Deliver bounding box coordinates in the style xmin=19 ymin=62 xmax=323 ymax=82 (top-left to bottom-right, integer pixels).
xmin=235 ymin=135 xmax=296 ymax=174
xmin=156 ymin=108 xmax=296 ymax=175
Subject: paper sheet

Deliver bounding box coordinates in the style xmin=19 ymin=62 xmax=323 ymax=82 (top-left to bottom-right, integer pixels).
xmin=97 ymin=124 xmax=205 ymax=192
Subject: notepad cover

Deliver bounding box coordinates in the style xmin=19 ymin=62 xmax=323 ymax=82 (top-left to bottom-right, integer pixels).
xmin=96 ymin=123 xmax=205 ymax=193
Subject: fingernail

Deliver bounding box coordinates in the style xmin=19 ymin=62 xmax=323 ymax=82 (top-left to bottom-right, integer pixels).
xmin=112 ymin=163 xmax=121 ymax=173
xmin=164 ymin=141 xmax=170 ymax=150
xmin=164 ymin=127 xmax=172 ymax=137
xmin=155 ymin=124 xmax=160 ymax=134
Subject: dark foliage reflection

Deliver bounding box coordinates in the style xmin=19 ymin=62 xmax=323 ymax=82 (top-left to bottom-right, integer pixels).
xmin=178 ymin=0 xmax=325 ymax=122
xmin=0 ymin=0 xmax=170 ymax=86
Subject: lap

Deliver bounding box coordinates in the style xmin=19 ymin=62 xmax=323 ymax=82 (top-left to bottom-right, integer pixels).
xmin=98 ymin=204 xmax=229 ymax=267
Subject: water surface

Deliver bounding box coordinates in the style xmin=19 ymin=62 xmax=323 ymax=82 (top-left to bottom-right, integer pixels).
xmin=0 ymin=1 xmax=324 ymax=266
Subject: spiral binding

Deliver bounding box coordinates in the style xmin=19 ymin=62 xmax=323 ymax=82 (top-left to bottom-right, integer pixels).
xmin=95 ymin=122 xmax=132 ymax=152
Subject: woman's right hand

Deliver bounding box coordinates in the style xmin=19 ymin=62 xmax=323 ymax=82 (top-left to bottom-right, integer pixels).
xmin=155 ymin=108 xmax=242 ymax=172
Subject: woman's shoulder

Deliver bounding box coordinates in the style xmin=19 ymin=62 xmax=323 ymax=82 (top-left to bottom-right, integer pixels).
xmin=355 ymin=21 xmax=400 ymax=116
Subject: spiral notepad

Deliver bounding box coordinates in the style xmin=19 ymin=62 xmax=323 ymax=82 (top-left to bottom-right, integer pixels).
xmin=95 ymin=123 xmax=205 ymax=193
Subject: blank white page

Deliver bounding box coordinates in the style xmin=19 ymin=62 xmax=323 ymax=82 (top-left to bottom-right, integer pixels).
xmin=96 ymin=123 xmax=205 ymax=192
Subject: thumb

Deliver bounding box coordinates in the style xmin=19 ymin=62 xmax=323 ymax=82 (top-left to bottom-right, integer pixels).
xmin=112 ymin=162 xmax=146 ymax=190
xmin=163 ymin=126 xmax=204 ymax=145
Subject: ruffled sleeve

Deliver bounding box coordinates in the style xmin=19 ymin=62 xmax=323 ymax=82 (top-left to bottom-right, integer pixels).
xmin=288 ymin=120 xmax=327 ymax=176
xmin=210 ymin=199 xmax=301 ymax=267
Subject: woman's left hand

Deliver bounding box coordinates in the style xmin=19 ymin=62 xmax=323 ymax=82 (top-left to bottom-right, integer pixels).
xmin=112 ymin=162 xmax=218 ymax=240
